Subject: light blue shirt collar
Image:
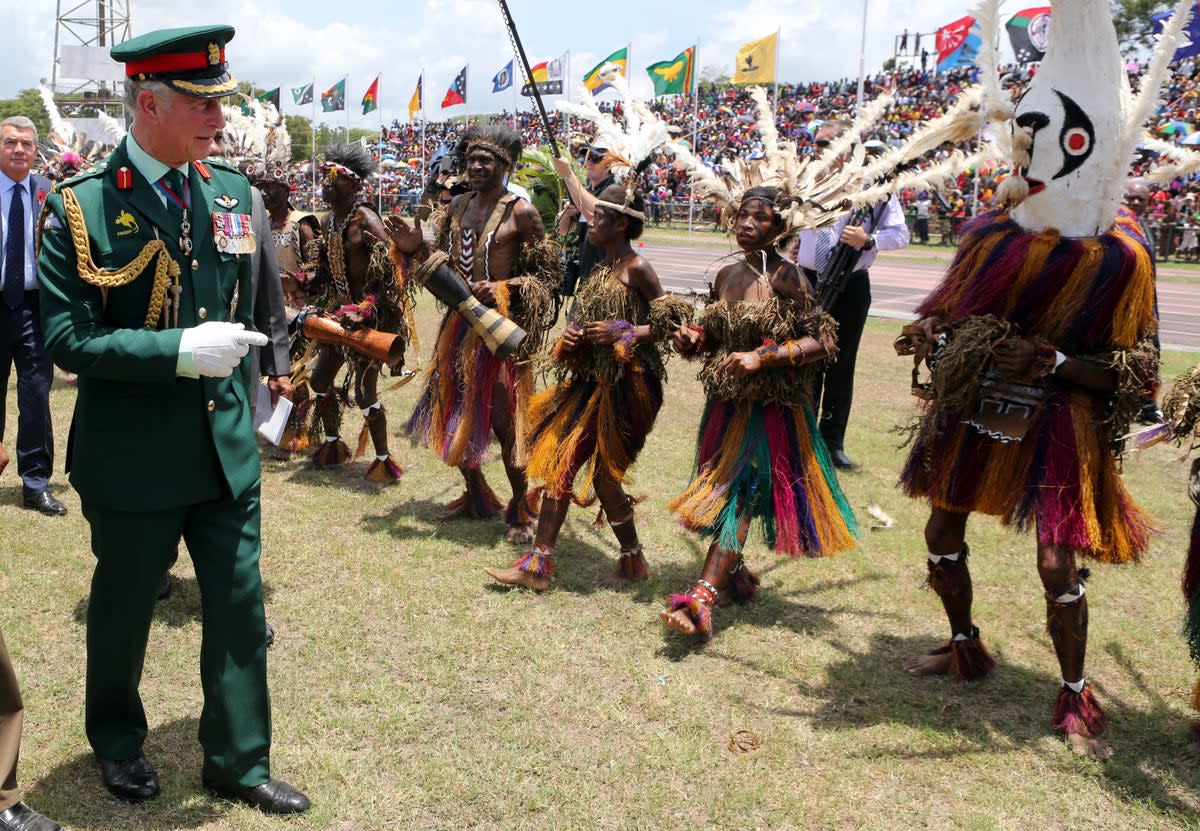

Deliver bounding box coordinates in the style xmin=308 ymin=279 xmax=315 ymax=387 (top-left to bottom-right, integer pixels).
xmin=125 ymin=132 xmax=189 ymax=186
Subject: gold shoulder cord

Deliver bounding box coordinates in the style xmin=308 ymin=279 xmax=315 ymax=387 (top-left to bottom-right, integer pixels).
xmin=61 ymin=186 xmax=178 ymax=328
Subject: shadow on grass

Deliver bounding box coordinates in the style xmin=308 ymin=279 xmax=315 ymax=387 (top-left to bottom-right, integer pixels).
xmin=656 ymin=570 xmax=894 ymax=662
xmin=0 ymin=482 xmax=72 ymax=508
xmin=71 ymin=578 xmax=277 ymax=629
xmin=727 ymin=631 xmax=1200 ymax=821
xmin=24 ymin=716 xmax=233 ymax=830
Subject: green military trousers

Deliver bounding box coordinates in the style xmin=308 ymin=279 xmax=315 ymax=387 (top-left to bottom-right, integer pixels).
xmin=81 ymin=484 xmax=271 ymax=788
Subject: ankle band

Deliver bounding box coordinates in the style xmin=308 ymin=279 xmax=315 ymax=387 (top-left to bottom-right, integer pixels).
xmin=1062 ymin=678 xmax=1086 ymax=694
xmin=929 ymin=549 xmax=962 ymax=566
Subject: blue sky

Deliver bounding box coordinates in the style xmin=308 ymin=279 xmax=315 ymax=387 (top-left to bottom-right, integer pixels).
xmin=5 ymin=0 xmax=1002 ymax=126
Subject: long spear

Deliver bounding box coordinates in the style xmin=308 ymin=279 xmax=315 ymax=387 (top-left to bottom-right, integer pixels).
xmin=496 ymin=0 xmax=560 ymax=158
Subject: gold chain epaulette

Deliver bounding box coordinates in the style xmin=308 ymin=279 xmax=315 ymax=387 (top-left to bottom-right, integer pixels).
xmin=61 ymin=186 xmax=178 ymax=329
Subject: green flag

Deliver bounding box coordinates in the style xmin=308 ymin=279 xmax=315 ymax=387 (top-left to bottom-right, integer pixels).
xmin=321 ymin=78 xmax=346 ymax=112
xmin=255 ymin=87 xmax=280 ymax=111
xmin=646 ymin=47 xmax=695 ymax=96
xmin=292 ymin=82 xmax=313 ymax=105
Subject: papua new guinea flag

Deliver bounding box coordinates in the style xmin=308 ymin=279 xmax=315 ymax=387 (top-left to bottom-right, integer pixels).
xmin=1007 ymin=7 xmax=1051 ymax=64
xmin=936 ymin=15 xmax=982 ymax=73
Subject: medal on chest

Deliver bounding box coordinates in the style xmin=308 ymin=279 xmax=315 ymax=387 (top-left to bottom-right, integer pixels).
xmin=212 ymin=211 xmax=257 ymax=254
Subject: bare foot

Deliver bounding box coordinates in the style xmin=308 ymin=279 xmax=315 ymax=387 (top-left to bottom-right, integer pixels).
xmin=660 ymin=608 xmax=697 ymax=635
xmin=1067 ymin=729 xmax=1113 ymax=760
xmin=505 ymin=524 xmax=534 ymax=545
xmin=484 ymin=566 xmax=551 ymax=591
xmin=1179 ymin=740 xmax=1200 ymax=765
xmin=902 ymin=646 xmax=953 ymax=676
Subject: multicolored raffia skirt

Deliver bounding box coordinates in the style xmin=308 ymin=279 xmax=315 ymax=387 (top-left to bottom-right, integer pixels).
xmin=668 ymin=399 xmax=857 ymax=556
xmin=403 ymin=310 xmax=530 ymax=468
xmin=525 ymin=359 xmax=662 ymax=502
xmin=900 ymin=391 xmax=1152 ymax=563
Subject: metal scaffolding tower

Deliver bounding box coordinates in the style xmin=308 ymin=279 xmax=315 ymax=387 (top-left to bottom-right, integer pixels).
xmin=51 ymin=0 xmax=132 ymax=112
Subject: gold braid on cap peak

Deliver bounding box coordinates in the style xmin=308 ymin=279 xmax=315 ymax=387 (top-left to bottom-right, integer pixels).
xmin=465 ymin=140 xmax=514 ymax=168
xmin=61 ymin=187 xmax=177 ymax=328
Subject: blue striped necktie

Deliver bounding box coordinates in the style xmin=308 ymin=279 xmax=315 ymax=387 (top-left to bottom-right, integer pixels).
xmin=4 ymin=182 xmax=25 ymax=308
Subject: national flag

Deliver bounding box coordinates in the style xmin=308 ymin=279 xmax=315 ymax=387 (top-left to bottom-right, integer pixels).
xmin=646 ymin=46 xmax=695 ymax=96
xmin=582 ymin=48 xmax=628 ymax=95
xmin=321 ymin=78 xmax=346 ymax=112
xmin=292 ymin=82 xmax=313 ymax=105
xmin=935 ymin=16 xmax=982 ymax=73
xmin=255 ymin=87 xmax=280 ymax=112
xmin=408 ymin=74 xmax=422 ymax=120
xmin=733 ymin=33 xmax=777 ymax=85
xmin=362 ymin=75 xmax=380 ymax=115
xmin=442 ymin=66 xmax=467 ymax=108
xmin=492 ymin=60 xmax=514 ymax=93
xmin=1006 ymin=7 xmax=1051 ymax=64
xmin=1152 ymin=3 xmax=1200 ymax=62
xmin=521 ymin=51 xmax=566 ymax=96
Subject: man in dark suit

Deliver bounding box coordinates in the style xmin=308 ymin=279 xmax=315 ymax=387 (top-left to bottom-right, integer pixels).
xmin=36 ymin=25 xmax=308 ymax=815
xmin=0 ymin=117 xmax=66 ymax=517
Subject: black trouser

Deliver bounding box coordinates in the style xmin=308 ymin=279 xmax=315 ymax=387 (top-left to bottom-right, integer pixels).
xmin=808 ymin=269 xmax=870 ymax=452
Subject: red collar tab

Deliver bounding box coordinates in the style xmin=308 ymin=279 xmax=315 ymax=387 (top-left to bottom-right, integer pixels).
xmin=193 ymin=161 xmax=212 ymax=181
xmin=116 ymin=166 xmax=133 ymax=191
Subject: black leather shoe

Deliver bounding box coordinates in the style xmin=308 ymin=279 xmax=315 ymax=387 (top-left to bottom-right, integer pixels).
xmin=157 ymin=572 xmax=173 ymax=601
xmin=0 ymin=803 xmax=61 ymax=831
xmin=265 ymin=623 xmax=275 ymax=647
xmin=22 ymin=491 xmax=66 ymax=517
xmin=203 ymin=777 xmax=310 ymax=815
xmin=829 ymin=449 xmax=857 ymax=470
xmin=98 ymin=755 xmax=160 ymax=802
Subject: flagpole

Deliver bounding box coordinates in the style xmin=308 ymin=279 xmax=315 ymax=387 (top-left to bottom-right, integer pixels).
xmin=345 ymin=75 xmax=350 ymax=142
xmin=419 ymin=69 xmax=426 ymax=191
xmin=856 ymin=1 xmax=868 ymax=112
xmin=377 ymin=72 xmax=384 ymax=216
xmin=773 ymin=27 xmax=780 ymax=111
xmin=512 ymin=61 xmax=518 ymax=124
xmin=310 ymin=78 xmax=316 ymax=211
xmin=689 ymin=39 xmax=700 ymax=237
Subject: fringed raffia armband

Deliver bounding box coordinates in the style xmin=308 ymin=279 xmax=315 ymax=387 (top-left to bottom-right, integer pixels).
xmin=647 ymin=293 xmax=695 ymax=343
xmin=1027 ymin=336 xmax=1059 ymax=379
xmin=1163 ymin=363 xmax=1200 ymax=444
xmin=1090 ymin=335 xmax=1161 ymax=448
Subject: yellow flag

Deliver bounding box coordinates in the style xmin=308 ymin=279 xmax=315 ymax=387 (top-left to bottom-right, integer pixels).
xmin=733 ymin=32 xmax=777 ymax=85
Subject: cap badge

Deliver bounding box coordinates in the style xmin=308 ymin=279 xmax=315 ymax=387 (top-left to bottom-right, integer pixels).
xmin=208 ymin=43 xmax=220 ymax=65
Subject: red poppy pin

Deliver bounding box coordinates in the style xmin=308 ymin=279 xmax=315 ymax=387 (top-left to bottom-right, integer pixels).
xmin=36 ymin=190 xmax=46 ymax=204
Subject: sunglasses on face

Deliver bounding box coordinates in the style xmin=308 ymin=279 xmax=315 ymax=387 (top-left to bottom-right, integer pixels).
xmin=583 ymin=151 xmax=606 ymax=164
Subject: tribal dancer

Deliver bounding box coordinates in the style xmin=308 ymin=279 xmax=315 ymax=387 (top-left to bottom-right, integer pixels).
xmin=485 ymin=183 xmax=691 ymax=589
xmin=895 ymin=0 xmax=1173 ymax=758
xmin=661 ymin=185 xmax=857 ymax=637
xmin=1157 ymin=367 xmax=1200 ymax=762
xmin=307 ymin=143 xmax=411 ymax=482
xmin=399 ymin=125 xmax=558 ymax=542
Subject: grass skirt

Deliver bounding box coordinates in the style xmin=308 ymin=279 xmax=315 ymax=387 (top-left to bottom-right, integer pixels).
xmin=900 ymin=390 xmax=1152 ymax=563
xmin=404 ymin=309 xmax=530 ymax=468
xmin=668 ymin=399 xmax=857 ymax=556
xmin=526 ymin=357 xmax=663 ymax=502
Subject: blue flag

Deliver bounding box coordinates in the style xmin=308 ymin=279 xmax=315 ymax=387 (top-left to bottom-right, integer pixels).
xmin=1152 ymin=3 xmax=1200 ymax=62
xmin=492 ymin=60 xmax=514 ymax=93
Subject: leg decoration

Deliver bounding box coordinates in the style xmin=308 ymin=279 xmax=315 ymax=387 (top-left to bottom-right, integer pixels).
xmin=663 ymin=580 xmax=716 ymax=638
xmin=364 ymin=456 xmax=404 ymax=483
xmin=443 ymin=470 xmax=504 ymax=520
xmin=484 ymin=544 xmax=555 ymax=591
xmin=725 ymin=558 xmax=760 ymax=605
xmin=616 ymin=544 xmax=650 ymax=582
xmin=505 ymin=488 xmax=542 ymax=528
xmin=1051 ymin=680 xmax=1108 ymax=738
xmin=310 ymin=393 xmax=350 ymax=467
xmin=278 ymin=393 xmax=312 ymax=456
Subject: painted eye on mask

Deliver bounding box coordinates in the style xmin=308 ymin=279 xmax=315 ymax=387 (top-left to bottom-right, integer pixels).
xmin=1053 ymin=89 xmax=1094 ymax=179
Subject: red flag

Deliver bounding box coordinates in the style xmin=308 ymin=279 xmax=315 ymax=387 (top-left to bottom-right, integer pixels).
xmin=441 ymin=66 xmax=467 ymax=108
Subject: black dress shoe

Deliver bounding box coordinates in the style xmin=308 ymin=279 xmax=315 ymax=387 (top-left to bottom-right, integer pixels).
xmin=98 ymin=755 xmax=160 ymax=802
xmin=829 ymin=449 xmax=857 ymax=470
xmin=157 ymin=572 xmax=173 ymax=601
xmin=0 ymin=803 xmax=61 ymax=831
xmin=203 ymin=777 xmax=310 ymax=815
xmin=22 ymin=491 xmax=66 ymax=517
xmin=265 ymin=623 xmax=275 ymax=647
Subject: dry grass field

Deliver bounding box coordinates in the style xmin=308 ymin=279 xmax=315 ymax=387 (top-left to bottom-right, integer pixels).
xmin=3 ymin=304 xmax=1200 ymax=830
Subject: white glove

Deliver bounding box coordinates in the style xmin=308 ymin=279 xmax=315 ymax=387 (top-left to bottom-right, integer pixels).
xmin=176 ymin=322 xmax=270 ymax=378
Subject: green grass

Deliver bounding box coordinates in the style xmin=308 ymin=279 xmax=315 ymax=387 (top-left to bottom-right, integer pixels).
xmin=4 ymin=310 xmax=1200 ymax=830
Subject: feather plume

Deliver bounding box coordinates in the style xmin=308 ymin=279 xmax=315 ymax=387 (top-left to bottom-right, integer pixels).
xmin=1124 ymin=0 xmax=1194 ymax=156
xmin=971 ymin=0 xmax=1015 ymax=124
xmin=808 ymin=92 xmax=894 ymax=180
xmin=852 ymin=149 xmax=995 ymax=207
xmin=95 ymin=110 xmax=127 ymax=145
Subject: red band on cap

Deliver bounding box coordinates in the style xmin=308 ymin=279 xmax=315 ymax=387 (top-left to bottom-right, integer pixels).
xmin=126 ymin=49 xmax=225 ymax=77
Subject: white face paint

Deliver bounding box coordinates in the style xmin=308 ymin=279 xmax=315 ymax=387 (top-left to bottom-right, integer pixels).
xmin=1009 ymin=0 xmax=1130 ymax=237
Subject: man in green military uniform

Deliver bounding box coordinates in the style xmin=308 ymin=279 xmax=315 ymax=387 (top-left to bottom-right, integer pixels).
xmin=36 ymin=26 xmax=309 ymax=815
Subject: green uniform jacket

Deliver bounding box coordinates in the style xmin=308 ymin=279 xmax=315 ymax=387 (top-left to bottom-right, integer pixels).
xmin=37 ymin=139 xmax=260 ymax=513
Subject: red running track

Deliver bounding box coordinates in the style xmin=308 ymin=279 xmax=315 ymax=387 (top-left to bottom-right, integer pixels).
xmin=640 ymin=241 xmax=1200 ymax=351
